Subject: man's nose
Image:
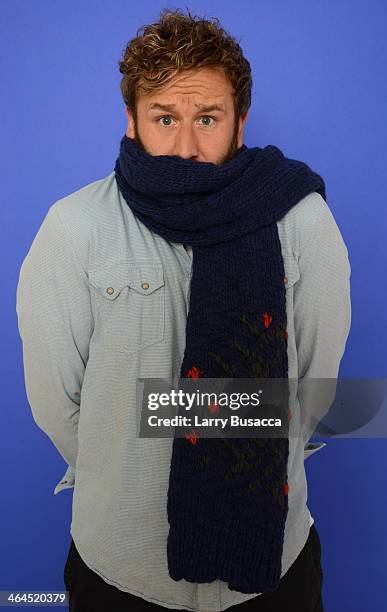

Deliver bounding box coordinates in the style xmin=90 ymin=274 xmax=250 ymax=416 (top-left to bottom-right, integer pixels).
xmin=173 ymin=122 xmax=199 ymax=160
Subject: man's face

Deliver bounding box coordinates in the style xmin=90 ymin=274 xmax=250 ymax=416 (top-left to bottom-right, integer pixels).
xmin=125 ymin=66 xmax=248 ymax=165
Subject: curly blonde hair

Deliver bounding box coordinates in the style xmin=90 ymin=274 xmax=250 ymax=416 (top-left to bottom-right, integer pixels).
xmin=118 ymin=7 xmax=252 ymax=122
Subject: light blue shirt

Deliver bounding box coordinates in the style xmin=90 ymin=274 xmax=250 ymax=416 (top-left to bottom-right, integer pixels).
xmin=16 ymin=172 xmax=351 ymax=611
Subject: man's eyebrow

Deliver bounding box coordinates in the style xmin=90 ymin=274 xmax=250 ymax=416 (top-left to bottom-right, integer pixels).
xmin=147 ymin=103 xmax=226 ymax=113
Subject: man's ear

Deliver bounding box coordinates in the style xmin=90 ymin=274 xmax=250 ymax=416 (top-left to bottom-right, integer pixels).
xmin=237 ymin=111 xmax=249 ymax=147
xmin=125 ymin=107 xmax=135 ymax=138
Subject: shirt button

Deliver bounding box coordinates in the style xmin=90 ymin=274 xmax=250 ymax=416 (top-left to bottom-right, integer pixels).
xmin=106 ymin=287 xmax=114 ymax=295
xmin=141 ymin=282 xmax=150 ymax=290
xmin=284 ymin=276 xmax=288 ymax=284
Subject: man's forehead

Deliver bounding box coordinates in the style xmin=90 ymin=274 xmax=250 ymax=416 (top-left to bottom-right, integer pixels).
xmin=141 ymin=67 xmax=232 ymax=109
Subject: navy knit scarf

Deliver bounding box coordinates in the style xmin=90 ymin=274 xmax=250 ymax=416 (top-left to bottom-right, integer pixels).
xmin=114 ymin=134 xmax=326 ymax=594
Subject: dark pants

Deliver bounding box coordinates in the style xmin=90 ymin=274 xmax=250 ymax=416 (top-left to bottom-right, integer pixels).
xmin=64 ymin=523 xmax=324 ymax=611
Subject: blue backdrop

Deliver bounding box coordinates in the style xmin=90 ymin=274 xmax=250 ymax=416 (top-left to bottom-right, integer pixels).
xmin=2 ymin=1 xmax=386 ymax=611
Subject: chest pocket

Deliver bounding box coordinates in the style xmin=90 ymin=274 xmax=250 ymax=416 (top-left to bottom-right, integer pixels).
xmin=88 ymin=262 xmax=165 ymax=354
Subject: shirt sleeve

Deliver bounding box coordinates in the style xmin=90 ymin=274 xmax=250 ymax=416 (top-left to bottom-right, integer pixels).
xmin=293 ymin=195 xmax=352 ymax=446
xmin=16 ymin=204 xmax=93 ymax=471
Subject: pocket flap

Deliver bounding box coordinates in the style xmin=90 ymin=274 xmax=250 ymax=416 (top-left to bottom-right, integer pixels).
xmin=284 ymin=256 xmax=300 ymax=288
xmin=89 ymin=263 xmax=165 ymax=300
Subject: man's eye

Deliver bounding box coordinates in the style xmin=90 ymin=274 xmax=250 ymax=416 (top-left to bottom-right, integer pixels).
xmin=199 ymin=116 xmax=216 ymax=127
xmin=158 ymin=115 xmax=174 ymax=126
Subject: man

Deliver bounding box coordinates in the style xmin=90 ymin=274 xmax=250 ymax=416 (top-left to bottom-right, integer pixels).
xmin=16 ymin=7 xmax=351 ymax=612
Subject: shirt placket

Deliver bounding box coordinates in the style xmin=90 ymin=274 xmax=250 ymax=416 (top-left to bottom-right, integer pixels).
xmin=197 ymin=581 xmax=221 ymax=611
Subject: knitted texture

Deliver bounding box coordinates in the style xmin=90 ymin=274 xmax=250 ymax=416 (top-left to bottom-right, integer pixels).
xmin=114 ymin=134 xmax=325 ymax=593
